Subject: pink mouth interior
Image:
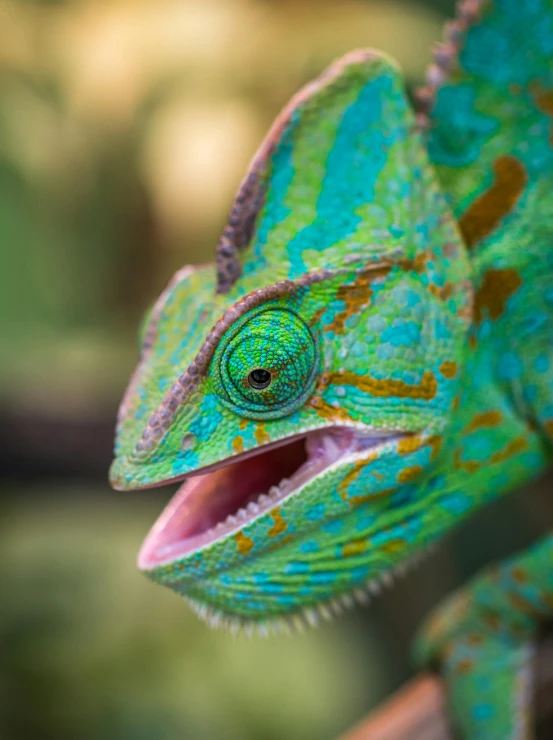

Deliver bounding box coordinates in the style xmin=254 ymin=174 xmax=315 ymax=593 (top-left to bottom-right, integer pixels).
xmin=138 ymin=427 xmax=401 ymax=570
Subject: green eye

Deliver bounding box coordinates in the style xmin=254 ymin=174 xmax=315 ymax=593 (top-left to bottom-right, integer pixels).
xmin=211 ymin=307 xmax=319 ymax=420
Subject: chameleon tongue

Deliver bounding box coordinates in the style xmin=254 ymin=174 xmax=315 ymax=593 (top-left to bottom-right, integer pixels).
xmin=137 ymin=427 xmax=402 ymax=569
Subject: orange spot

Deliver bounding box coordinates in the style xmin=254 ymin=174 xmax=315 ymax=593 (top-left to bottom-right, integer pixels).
xmin=397 ymin=435 xmax=425 ymax=455
xmin=234 ymin=532 xmax=254 ymax=555
xmin=264 ymin=533 xmax=294 ymax=554
xmin=508 ymin=592 xmax=542 ymax=617
xmin=348 ymin=487 xmax=397 ymax=507
xmin=464 ymin=410 xmax=503 ymax=434
xmin=439 ymin=361 xmax=458 ymax=379
xmin=326 ymin=267 xmax=391 ymax=334
xmin=337 ymin=458 xmax=377 ymax=501
xmin=239 ymin=418 xmax=248 ymax=430
xmin=308 ymin=305 xmax=326 ymax=328
xmin=342 ymin=540 xmax=367 ymax=557
xmin=399 ymin=252 xmax=428 ymax=274
xmin=429 ymin=282 xmax=455 ymax=301
xmin=534 ymin=87 xmax=553 ymax=143
xmin=511 ymin=567 xmax=529 ymax=584
xmin=455 ymin=658 xmax=475 ymax=675
xmin=397 ymin=465 xmax=424 ymax=484
xmin=453 ymin=450 xmax=480 ymax=473
xmin=491 ymin=437 xmax=528 ymax=464
xmin=232 ymin=436 xmax=245 ymax=454
xmin=427 ymin=435 xmax=443 ymax=460
xmin=454 ymin=436 xmax=527 ymax=473
xmin=474 ymin=268 xmax=522 ymax=325
xmin=381 ymin=539 xmax=405 ymax=554
xmin=467 ymin=633 xmax=484 ymax=646
xmin=458 ymin=155 xmax=528 ymax=249
xmin=254 ymin=423 xmax=270 ymax=445
xmin=397 ymin=434 xmax=441 ymax=460
xmin=268 ymin=509 xmax=287 ymax=538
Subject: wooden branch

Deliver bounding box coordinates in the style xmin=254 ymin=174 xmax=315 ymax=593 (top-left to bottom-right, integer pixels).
xmin=340 ymin=636 xmax=553 ymax=740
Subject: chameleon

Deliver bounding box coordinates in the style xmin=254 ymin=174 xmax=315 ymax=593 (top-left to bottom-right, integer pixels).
xmin=110 ymin=0 xmax=553 ymax=737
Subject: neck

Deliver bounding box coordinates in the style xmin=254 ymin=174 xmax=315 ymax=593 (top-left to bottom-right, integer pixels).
xmin=418 ymin=241 xmax=552 ymax=538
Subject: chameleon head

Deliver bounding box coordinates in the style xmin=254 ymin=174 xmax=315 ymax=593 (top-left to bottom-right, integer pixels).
xmin=110 ymin=51 xmax=472 ymax=628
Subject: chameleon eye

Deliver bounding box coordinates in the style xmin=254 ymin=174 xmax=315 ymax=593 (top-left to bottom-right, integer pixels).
xmin=248 ymin=368 xmax=272 ymax=390
xmin=211 ymin=307 xmax=319 ymax=420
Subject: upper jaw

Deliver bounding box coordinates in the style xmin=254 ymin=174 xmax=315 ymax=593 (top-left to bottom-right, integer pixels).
xmin=136 ymin=425 xmax=411 ymax=570
xmin=110 ymin=422 xmax=403 ymax=491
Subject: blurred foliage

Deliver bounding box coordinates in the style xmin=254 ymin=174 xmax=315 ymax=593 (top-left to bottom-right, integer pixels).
xmin=1 ymin=489 xmax=388 ymax=740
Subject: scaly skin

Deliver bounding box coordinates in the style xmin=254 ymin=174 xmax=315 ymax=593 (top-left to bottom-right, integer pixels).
xmin=110 ymin=2 xmax=553 ymax=738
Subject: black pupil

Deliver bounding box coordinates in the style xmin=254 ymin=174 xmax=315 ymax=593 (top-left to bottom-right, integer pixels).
xmin=248 ymin=368 xmax=271 ymax=389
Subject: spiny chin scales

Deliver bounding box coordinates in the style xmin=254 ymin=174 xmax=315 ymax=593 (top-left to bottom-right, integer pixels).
xmin=183 ymin=542 xmax=439 ymax=637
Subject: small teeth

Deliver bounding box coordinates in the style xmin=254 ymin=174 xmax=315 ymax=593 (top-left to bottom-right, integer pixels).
xmin=353 ymin=588 xmax=370 ymax=606
xmin=368 ymin=580 xmax=381 ymax=596
xmin=185 ymin=543 xmax=441 ymax=637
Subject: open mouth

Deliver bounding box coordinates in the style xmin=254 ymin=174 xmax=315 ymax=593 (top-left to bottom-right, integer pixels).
xmin=138 ymin=427 xmax=405 ymax=570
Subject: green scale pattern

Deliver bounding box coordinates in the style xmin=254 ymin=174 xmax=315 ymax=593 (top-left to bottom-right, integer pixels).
xmin=111 ymin=3 xmax=553 ymax=738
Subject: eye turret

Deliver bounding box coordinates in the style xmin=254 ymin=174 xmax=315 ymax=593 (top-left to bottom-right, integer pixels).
xmin=211 ymin=307 xmax=319 ymax=420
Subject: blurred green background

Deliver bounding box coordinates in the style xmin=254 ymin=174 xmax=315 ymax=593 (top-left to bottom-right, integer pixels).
xmin=2 ymin=1 xmax=552 ymax=738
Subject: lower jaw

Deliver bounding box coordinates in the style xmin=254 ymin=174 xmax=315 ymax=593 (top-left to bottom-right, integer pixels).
xmin=144 ymin=523 xmax=438 ymax=633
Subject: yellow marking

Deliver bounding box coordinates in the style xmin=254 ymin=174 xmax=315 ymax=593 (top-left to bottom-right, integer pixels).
xmin=342 ymin=540 xmax=367 ymax=557
xmin=397 ymin=434 xmax=442 ymax=460
xmin=464 ymin=410 xmax=503 ymax=434
xmin=428 ymin=435 xmax=443 ymax=461
xmin=439 ymin=360 xmax=458 ymax=379
xmin=326 ymin=370 xmax=437 ymax=401
xmin=239 ymin=418 xmax=248 ymax=430
xmin=381 ymin=539 xmax=406 ymax=555
xmin=309 ymin=395 xmax=352 ymax=422
xmin=254 ymin=423 xmax=270 ymax=445
xmin=429 ymin=283 xmax=455 ymax=301
xmin=454 ymin=436 xmax=527 ymax=473
xmin=338 ymin=459 xmax=374 ymax=500
xmin=232 ymin=436 xmax=245 ymax=454
xmin=268 ymin=509 xmax=287 ymax=538
xmin=234 ymin=532 xmax=254 ymax=555
xmin=397 ymin=435 xmax=424 ymax=455
xmin=349 ymin=487 xmax=397 ymax=507
xmin=491 ymin=436 xmax=528 ymax=464
xmin=397 ymin=465 xmax=424 ymax=484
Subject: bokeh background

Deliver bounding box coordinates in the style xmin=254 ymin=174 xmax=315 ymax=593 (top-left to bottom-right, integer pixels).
xmin=2 ymin=1 xmax=552 ymax=738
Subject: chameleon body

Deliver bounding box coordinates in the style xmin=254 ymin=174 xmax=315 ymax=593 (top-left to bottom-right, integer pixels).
xmin=110 ymin=1 xmax=553 ymax=737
